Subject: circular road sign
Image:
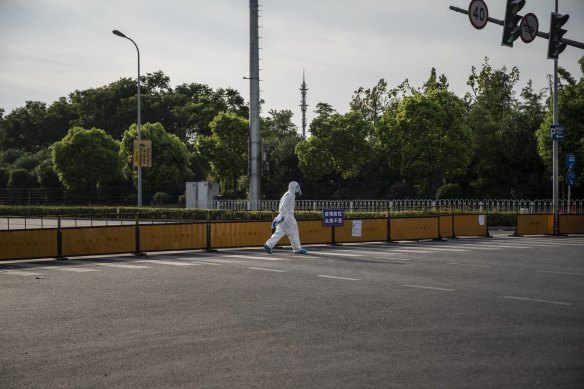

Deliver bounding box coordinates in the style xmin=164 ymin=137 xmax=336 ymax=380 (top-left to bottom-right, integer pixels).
xmin=520 ymin=13 xmax=539 ymax=43
xmin=468 ymin=0 xmax=489 ymax=30
xmin=566 ymin=153 xmax=576 ymax=170
xmin=566 ymin=170 xmax=576 ymax=187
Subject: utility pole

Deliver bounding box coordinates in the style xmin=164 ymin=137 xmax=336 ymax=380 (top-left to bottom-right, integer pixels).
xmin=249 ymin=0 xmax=261 ymax=210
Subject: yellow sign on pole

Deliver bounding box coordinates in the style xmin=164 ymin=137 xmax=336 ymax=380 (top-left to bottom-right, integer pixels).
xmin=133 ymin=140 xmax=152 ymax=167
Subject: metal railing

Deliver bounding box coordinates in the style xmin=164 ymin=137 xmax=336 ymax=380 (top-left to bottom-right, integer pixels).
xmin=200 ymin=199 xmax=583 ymax=214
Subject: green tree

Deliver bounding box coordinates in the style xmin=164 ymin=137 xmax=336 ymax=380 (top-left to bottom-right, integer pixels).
xmin=8 ymin=168 xmax=38 ymax=188
xmin=261 ymin=109 xmax=303 ymax=198
xmin=120 ymin=122 xmax=191 ymax=196
xmin=378 ymin=88 xmax=471 ymax=198
xmin=536 ymin=56 xmax=584 ymax=191
xmin=296 ymin=111 xmax=372 ymax=180
xmin=465 ymin=58 xmax=525 ymax=198
xmin=0 ymin=101 xmax=48 ymax=152
xmin=195 ymin=112 xmax=249 ymax=196
xmin=52 ymin=127 xmax=122 ymax=191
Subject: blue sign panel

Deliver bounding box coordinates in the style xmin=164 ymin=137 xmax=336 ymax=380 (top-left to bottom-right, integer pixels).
xmin=550 ymin=125 xmax=564 ymax=141
xmin=323 ymin=208 xmax=344 ymax=226
xmin=566 ymin=170 xmax=576 ymax=187
xmin=566 ymin=153 xmax=576 ymax=170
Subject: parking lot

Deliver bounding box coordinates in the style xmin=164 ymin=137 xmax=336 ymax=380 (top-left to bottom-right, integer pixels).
xmin=1 ymin=232 xmax=583 ymax=388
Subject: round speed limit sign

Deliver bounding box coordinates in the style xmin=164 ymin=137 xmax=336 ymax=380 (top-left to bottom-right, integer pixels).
xmin=468 ymin=0 xmax=489 ymax=30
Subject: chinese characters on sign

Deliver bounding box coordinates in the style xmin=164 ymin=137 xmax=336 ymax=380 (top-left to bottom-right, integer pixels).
xmin=323 ymin=208 xmax=344 ymax=226
xmin=133 ymin=140 xmax=152 ymax=167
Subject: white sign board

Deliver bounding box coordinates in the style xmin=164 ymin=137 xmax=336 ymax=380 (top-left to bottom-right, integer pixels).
xmin=352 ymin=220 xmax=362 ymax=237
xmin=520 ymin=13 xmax=539 ymax=43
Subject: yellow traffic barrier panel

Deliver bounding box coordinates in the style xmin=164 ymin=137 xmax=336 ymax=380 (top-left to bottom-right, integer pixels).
xmin=559 ymin=214 xmax=584 ymax=234
xmin=334 ymin=219 xmax=387 ymax=243
xmin=439 ymin=215 xmax=454 ymax=239
xmin=140 ymin=223 xmax=207 ymax=252
xmin=390 ymin=217 xmax=439 ymax=241
xmin=295 ymin=220 xmax=331 ymax=245
xmin=210 ymin=221 xmax=271 ymax=248
xmin=453 ymin=214 xmax=489 ymax=237
xmin=61 ymin=226 xmax=136 ymax=257
xmin=0 ymin=229 xmax=58 ymax=260
xmin=515 ymin=214 xmax=553 ymax=236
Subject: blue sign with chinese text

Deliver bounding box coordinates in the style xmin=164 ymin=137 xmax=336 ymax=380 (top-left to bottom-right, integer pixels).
xmin=323 ymin=208 xmax=344 ymax=226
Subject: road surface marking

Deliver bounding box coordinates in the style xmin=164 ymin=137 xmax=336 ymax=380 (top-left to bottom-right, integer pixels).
xmin=314 ymin=252 xmax=364 ymax=257
xmin=317 ymin=275 xmax=361 ymax=281
xmin=536 ymin=269 xmax=584 ymax=277
xmin=0 ymin=270 xmax=43 ymax=276
xmin=224 ymin=255 xmax=287 ymax=261
xmin=386 ymin=249 xmax=431 ymax=254
xmin=187 ymin=261 xmax=223 ymax=266
xmin=502 ymin=296 xmax=572 ymax=306
xmin=402 ymin=284 xmax=455 ymax=292
xmin=248 ymin=267 xmax=287 ymax=273
xmin=448 ymin=262 xmax=491 ymax=268
xmin=136 ymin=260 xmax=199 ymax=266
xmin=94 ymin=263 xmax=152 ymax=269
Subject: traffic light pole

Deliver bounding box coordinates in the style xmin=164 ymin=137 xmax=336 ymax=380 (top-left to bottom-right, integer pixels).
xmin=552 ymin=0 xmax=559 ymax=235
xmin=449 ymin=6 xmax=584 ymax=50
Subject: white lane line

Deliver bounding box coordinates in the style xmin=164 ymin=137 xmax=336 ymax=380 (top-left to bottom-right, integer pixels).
xmin=402 ymin=284 xmax=455 ymax=292
xmin=373 ymin=257 xmax=412 ymax=261
xmin=248 ymin=267 xmax=287 ymax=273
xmin=198 ymin=259 xmax=242 ymax=264
xmin=317 ymin=275 xmax=362 ymax=281
xmin=0 ymin=270 xmax=43 ymax=276
xmin=187 ymin=261 xmax=223 ymax=266
xmin=16 ymin=264 xmax=101 ymax=273
xmin=135 ymin=260 xmax=199 ymax=267
xmin=386 ymin=249 xmax=431 ymax=254
xmin=94 ymin=263 xmax=152 ymax=269
xmin=409 ymin=247 xmax=468 ymax=252
xmin=53 ymin=267 xmax=100 ymax=273
xmin=536 ymin=269 xmax=584 ymax=277
xmin=224 ymin=255 xmax=288 ymax=261
xmin=502 ymin=296 xmax=573 ymax=306
xmin=448 ymin=262 xmax=491 ymax=268
xmin=313 ymin=252 xmax=364 ymax=257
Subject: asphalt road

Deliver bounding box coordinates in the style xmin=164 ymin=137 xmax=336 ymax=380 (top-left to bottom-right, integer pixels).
xmin=1 ymin=232 xmax=583 ymax=388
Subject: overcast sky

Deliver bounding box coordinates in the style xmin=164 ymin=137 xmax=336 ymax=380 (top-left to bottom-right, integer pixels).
xmin=1 ymin=0 xmax=583 ymax=131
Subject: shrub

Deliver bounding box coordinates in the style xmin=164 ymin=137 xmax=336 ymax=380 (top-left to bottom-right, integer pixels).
xmin=436 ymin=183 xmax=463 ymax=199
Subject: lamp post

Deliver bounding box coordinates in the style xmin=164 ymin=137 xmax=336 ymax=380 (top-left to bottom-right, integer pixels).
xmin=113 ymin=29 xmax=142 ymax=207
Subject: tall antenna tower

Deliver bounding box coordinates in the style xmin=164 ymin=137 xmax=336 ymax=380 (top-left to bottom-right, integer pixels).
xmin=248 ymin=0 xmax=261 ymax=208
xmin=300 ymin=70 xmax=308 ymax=138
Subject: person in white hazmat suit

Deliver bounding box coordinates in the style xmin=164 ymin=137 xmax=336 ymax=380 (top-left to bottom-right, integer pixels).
xmin=264 ymin=181 xmax=307 ymax=254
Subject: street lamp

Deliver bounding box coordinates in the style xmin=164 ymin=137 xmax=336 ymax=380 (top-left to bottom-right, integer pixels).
xmin=113 ymin=29 xmax=142 ymax=207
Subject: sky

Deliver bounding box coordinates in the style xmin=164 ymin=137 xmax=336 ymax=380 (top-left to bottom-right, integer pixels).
xmin=1 ymin=0 xmax=583 ymax=131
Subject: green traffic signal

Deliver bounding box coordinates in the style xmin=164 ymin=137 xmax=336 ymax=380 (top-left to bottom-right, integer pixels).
xmin=501 ymin=0 xmax=526 ymax=47
xmin=547 ymin=12 xmax=569 ymax=59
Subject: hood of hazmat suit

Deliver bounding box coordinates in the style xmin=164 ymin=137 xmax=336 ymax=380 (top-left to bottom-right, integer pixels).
xmin=278 ymin=181 xmax=302 ymax=217
xmin=288 ymin=181 xmax=302 ymax=196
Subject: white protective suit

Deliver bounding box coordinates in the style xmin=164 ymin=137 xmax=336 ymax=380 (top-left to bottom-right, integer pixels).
xmin=265 ymin=181 xmax=304 ymax=253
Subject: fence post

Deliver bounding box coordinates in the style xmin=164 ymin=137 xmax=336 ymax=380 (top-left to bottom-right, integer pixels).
xmin=56 ymin=214 xmax=67 ymax=261
xmin=134 ymin=213 xmax=145 ymax=256
xmin=205 ymin=212 xmax=216 ymax=252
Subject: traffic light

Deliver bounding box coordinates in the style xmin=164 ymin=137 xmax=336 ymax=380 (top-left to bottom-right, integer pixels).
xmin=547 ymin=12 xmax=569 ymax=59
xmin=501 ymin=0 xmax=526 ymax=47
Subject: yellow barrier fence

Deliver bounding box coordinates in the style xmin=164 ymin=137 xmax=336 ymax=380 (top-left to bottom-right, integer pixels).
xmin=559 ymin=214 xmax=584 ymax=234
xmin=334 ymin=219 xmax=388 ymax=243
xmin=61 ymin=226 xmax=136 ymax=257
xmin=0 ymin=229 xmax=58 ymax=260
xmin=439 ymin=215 xmax=454 ymax=239
xmin=210 ymin=221 xmax=271 ymax=248
xmin=515 ymin=214 xmax=554 ymax=236
xmin=139 ymin=223 xmax=207 ymax=252
xmin=390 ymin=217 xmax=439 ymax=241
xmin=453 ymin=214 xmax=489 ymax=237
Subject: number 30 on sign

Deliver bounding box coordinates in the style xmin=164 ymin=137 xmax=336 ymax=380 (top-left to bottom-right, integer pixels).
xmin=468 ymin=0 xmax=489 ymax=30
